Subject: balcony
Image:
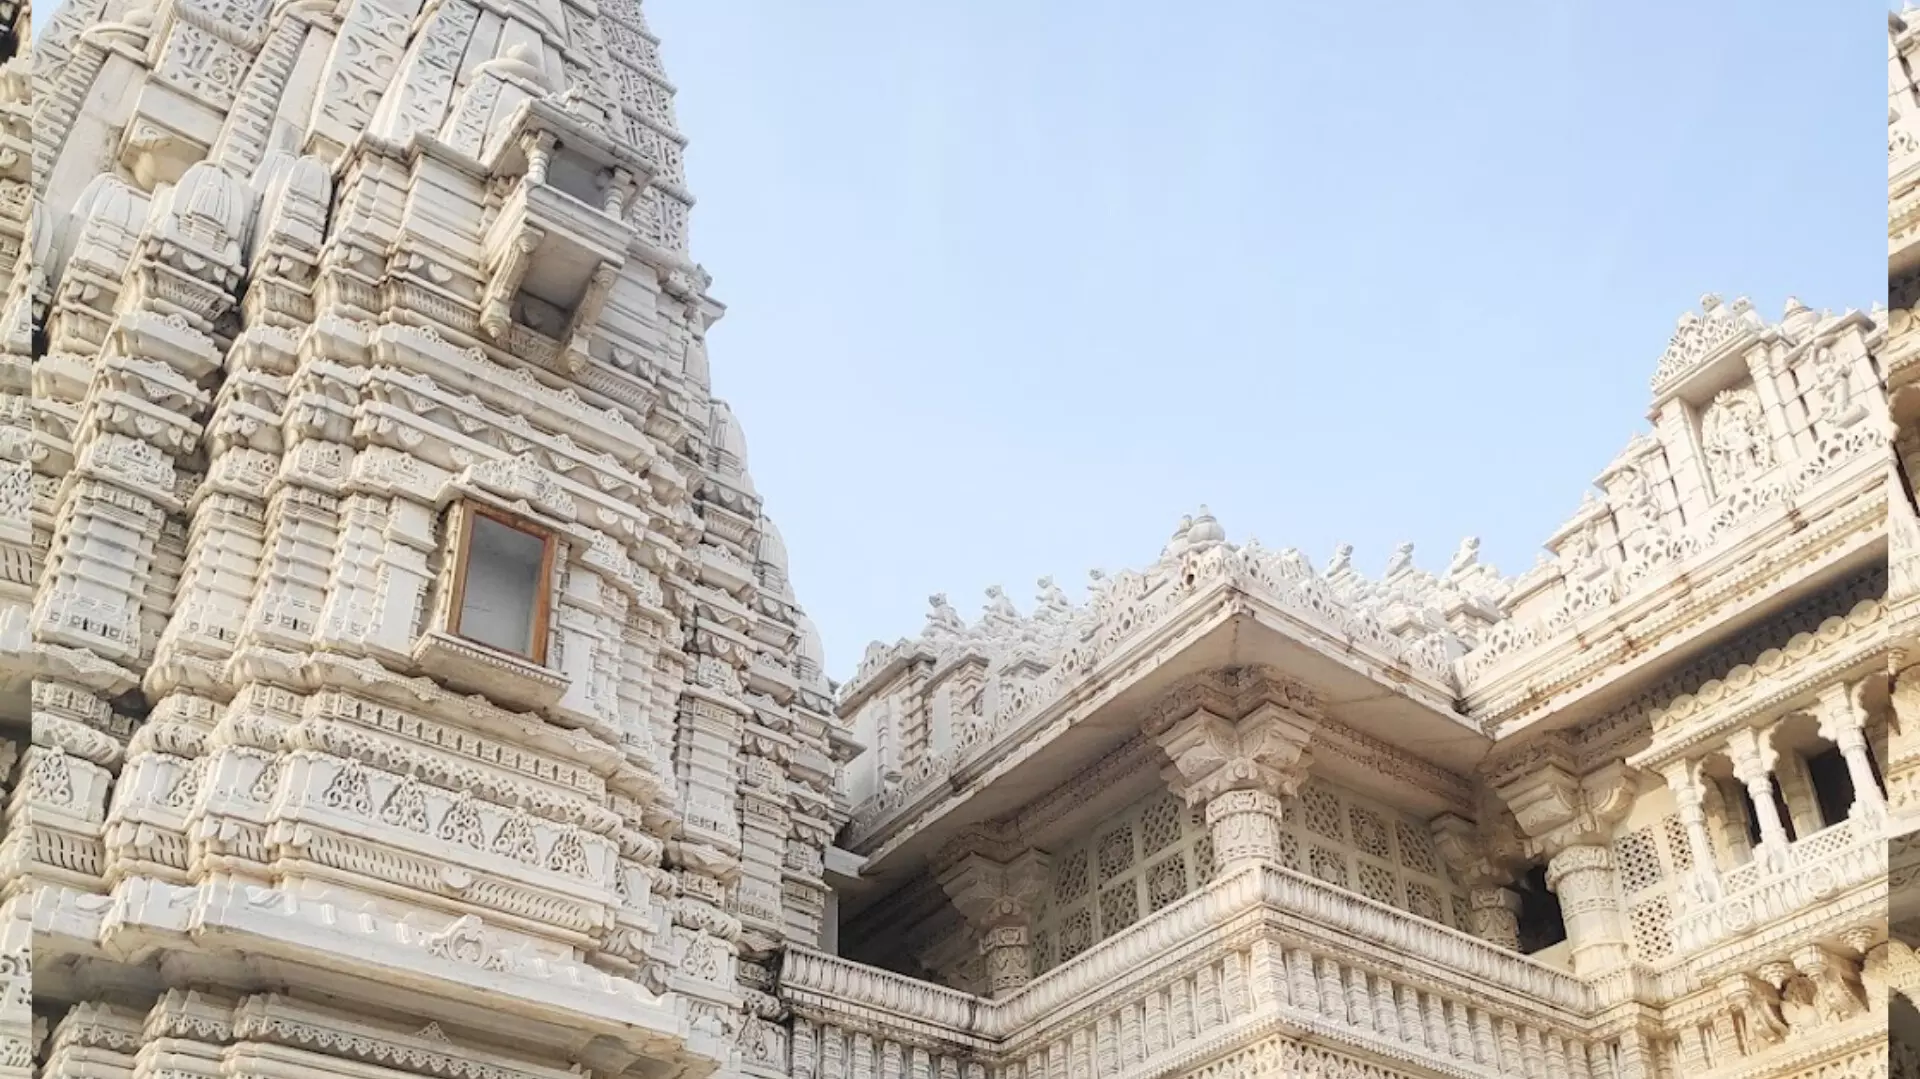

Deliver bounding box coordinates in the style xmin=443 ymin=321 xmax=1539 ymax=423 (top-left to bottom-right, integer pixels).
xmin=1672 ymin=814 xmax=1888 ymax=975
xmin=475 ymin=99 xmax=647 ymax=374
xmin=784 ymin=862 xmax=1611 ymax=1079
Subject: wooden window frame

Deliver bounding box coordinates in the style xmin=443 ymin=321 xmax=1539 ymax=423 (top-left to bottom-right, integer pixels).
xmin=446 ymin=500 xmax=558 ymax=667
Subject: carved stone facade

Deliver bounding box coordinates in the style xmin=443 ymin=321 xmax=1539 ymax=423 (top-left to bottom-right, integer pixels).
xmin=1893 ymin=10 xmax=1920 ymax=1078
xmin=21 ymin=4 xmax=853 ymax=1079
xmin=1 ymin=6 xmax=1901 ymax=1079
xmin=810 ymin=96 xmax=1893 ymax=1079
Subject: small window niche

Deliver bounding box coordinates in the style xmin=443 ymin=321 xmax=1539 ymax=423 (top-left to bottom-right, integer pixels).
xmin=413 ymin=500 xmax=570 ymax=709
xmin=1513 ymin=864 xmax=1568 ymax=957
xmin=450 ymin=503 xmax=555 ymax=663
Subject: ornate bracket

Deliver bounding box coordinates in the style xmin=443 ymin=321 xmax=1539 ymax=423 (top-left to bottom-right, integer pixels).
xmin=1157 ymin=698 xmax=1315 ymax=805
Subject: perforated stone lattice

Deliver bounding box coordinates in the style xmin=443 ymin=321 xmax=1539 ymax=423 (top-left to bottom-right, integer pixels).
xmin=1613 ymin=812 xmax=1693 ymax=968
xmin=1028 ymin=779 xmax=1470 ymax=975
xmin=1615 ymin=828 xmax=1664 ymax=894
xmin=1629 ymin=895 xmax=1675 ymax=962
xmin=1663 ymin=814 xmax=1694 ymax=872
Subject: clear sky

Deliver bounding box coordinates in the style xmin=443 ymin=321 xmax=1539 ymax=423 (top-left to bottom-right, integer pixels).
xmin=33 ymin=4 xmax=1885 ymax=678
xmin=648 ymin=2 xmax=1885 ymax=677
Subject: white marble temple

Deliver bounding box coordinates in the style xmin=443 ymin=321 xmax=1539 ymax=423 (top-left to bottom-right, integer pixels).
xmin=0 ymin=7 xmax=1902 ymax=1079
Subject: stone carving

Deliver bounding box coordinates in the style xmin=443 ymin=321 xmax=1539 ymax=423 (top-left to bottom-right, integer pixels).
xmin=23 ymin=6 xmax=855 ymax=1079
xmin=5 ymin=13 xmax=1898 ymax=1079
xmin=938 ymin=851 xmax=1051 ymax=997
xmin=1650 ymin=293 xmax=1762 ymax=390
xmin=1702 ymin=386 xmax=1776 ymax=492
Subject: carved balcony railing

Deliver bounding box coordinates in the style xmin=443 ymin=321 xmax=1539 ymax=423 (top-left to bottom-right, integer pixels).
xmin=1673 ymin=815 xmax=1888 ymax=966
xmin=783 ymin=863 xmax=1615 ymax=1079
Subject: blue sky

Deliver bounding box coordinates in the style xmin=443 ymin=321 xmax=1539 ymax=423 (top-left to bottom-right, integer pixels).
xmin=37 ymin=5 xmax=1884 ymax=677
xmin=652 ymin=3 xmax=1884 ymax=675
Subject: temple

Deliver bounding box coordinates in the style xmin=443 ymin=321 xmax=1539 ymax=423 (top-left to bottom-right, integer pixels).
xmin=3 ymin=3 xmax=1901 ymax=1079
xmin=1888 ymin=8 xmax=1920 ymax=1078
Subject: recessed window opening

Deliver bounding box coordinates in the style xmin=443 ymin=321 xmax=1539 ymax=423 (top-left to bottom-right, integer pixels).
xmin=1513 ymin=864 xmax=1566 ymax=955
xmin=1804 ymin=745 xmax=1855 ymax=829
xmin=450 ymin=503 xmax=555 ymax=664
xmin=546 ymin=148 xmax=604 ymax=207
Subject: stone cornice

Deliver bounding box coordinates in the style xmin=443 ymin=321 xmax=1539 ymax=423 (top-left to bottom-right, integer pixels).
xmin=1627 ymin=597 xmax=1887 ymax=771
xmin=1468 ymin=461 xmax=1885 ymax=734
xmin=847 ymin=598 xmax=1240 ymax=855
xmin=847 ymin=577 xmax=1480 ymax=854
xmin=43 ymin=876 xmax=721 ymax=1068
xmin=1311 ymin=714 xmax=1477 ymax=818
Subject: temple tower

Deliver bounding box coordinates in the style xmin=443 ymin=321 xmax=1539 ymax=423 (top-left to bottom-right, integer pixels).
xmin=22 ymin=3 xmax=855 ymax=1077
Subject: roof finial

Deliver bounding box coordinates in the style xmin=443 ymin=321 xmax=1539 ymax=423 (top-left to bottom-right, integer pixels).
xmin=1188 ymin=505 xmax=1226 ymax=547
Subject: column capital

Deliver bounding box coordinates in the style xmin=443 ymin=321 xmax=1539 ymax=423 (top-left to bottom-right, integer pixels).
xmin=938 ymin=849 xmax=1049 ymax=997
xmin=1657 ymin=756 xmax=1708 ymax=800
xmin=1543 ymin=842 xmax=1613 ymax=890
xmin=1718 ymin=973 xmax=1787 ymax=1048
xmin=1490 ymin=755 xmax=1637 ymax=860
xmin=1543 ymin=844 xmax=1632 ymax=976
xmin=1156 ymin=700 xmax=1314 ymax=805
xmin=1430 ymin=812 xmax=1521 ymax=890
xmin=1723 ymin=726 xmax=1778 ymax=777
xmin=938 ymin=850 xmax=1050 ymax=931
xmin=1815 ymin=679 xmax=1870 ymax=741
xmin=1790 ymin=945 xmax=1867 ymax=1023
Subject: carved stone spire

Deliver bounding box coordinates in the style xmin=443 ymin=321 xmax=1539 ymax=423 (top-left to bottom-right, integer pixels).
xmin=24 ymin=0 xmax=834 ymax=1072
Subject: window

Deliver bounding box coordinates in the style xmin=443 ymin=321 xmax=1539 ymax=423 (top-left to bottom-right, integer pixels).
xmin=448 ymin=502 xmax=555 ymax=664
xmin=1805 ymin=747 xmax=1855 ymax=829
xmin=1514 ymin=864 xmax=1566 ymax=955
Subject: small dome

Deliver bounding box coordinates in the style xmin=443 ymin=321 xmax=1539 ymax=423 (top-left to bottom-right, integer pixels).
xmin=757 ymin=519 xmax=795 ymax=599
xmin=711 ymin=401 xmax=748 ymax=467
xmin=1780 ymin=296 xmax=1818 ymax=339
xmin=178 ymin=163 xmax=250 ymax=241
xmin=1187 ymin=505 xmax=1226 ymax=546
xmin=478 ymin=43 xmax=551 ymax=90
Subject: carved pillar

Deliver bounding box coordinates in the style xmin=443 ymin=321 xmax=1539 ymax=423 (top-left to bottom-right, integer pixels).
xmin=194 ymin=193 xmax=345 ymax=869
xmin=1725 ymin=727 xmax=1791 ymax=865
xmin=939 ymin=850 xmax=1049 ymax=997
xmin=1658 ymin=758 xmax=1722 ymax=902
xmin=1490 ymin=746 xmax=1636 ymax=977
xmin=1817 ymin=680 xmax=1889 ymax=826
xmin=40 ymin=163 xmax=252 ymax=899
xmin=1544 ymin=846 xmax=1631 ymax=974
xmin=1432 ymin=812 xmax=1523 ymax=950
xmin=1741 ymin=347 xmax=1798 ymax=466
xmin=1151 ymin=671 xmax=1317 ymax=870
xmin=1468 ymin=888 xmax=1523 ymax=950
xmin=737 ymin=744 xmax=791 ymax=939
xmin=671 ymin=683 xmax=748 ymax=1037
